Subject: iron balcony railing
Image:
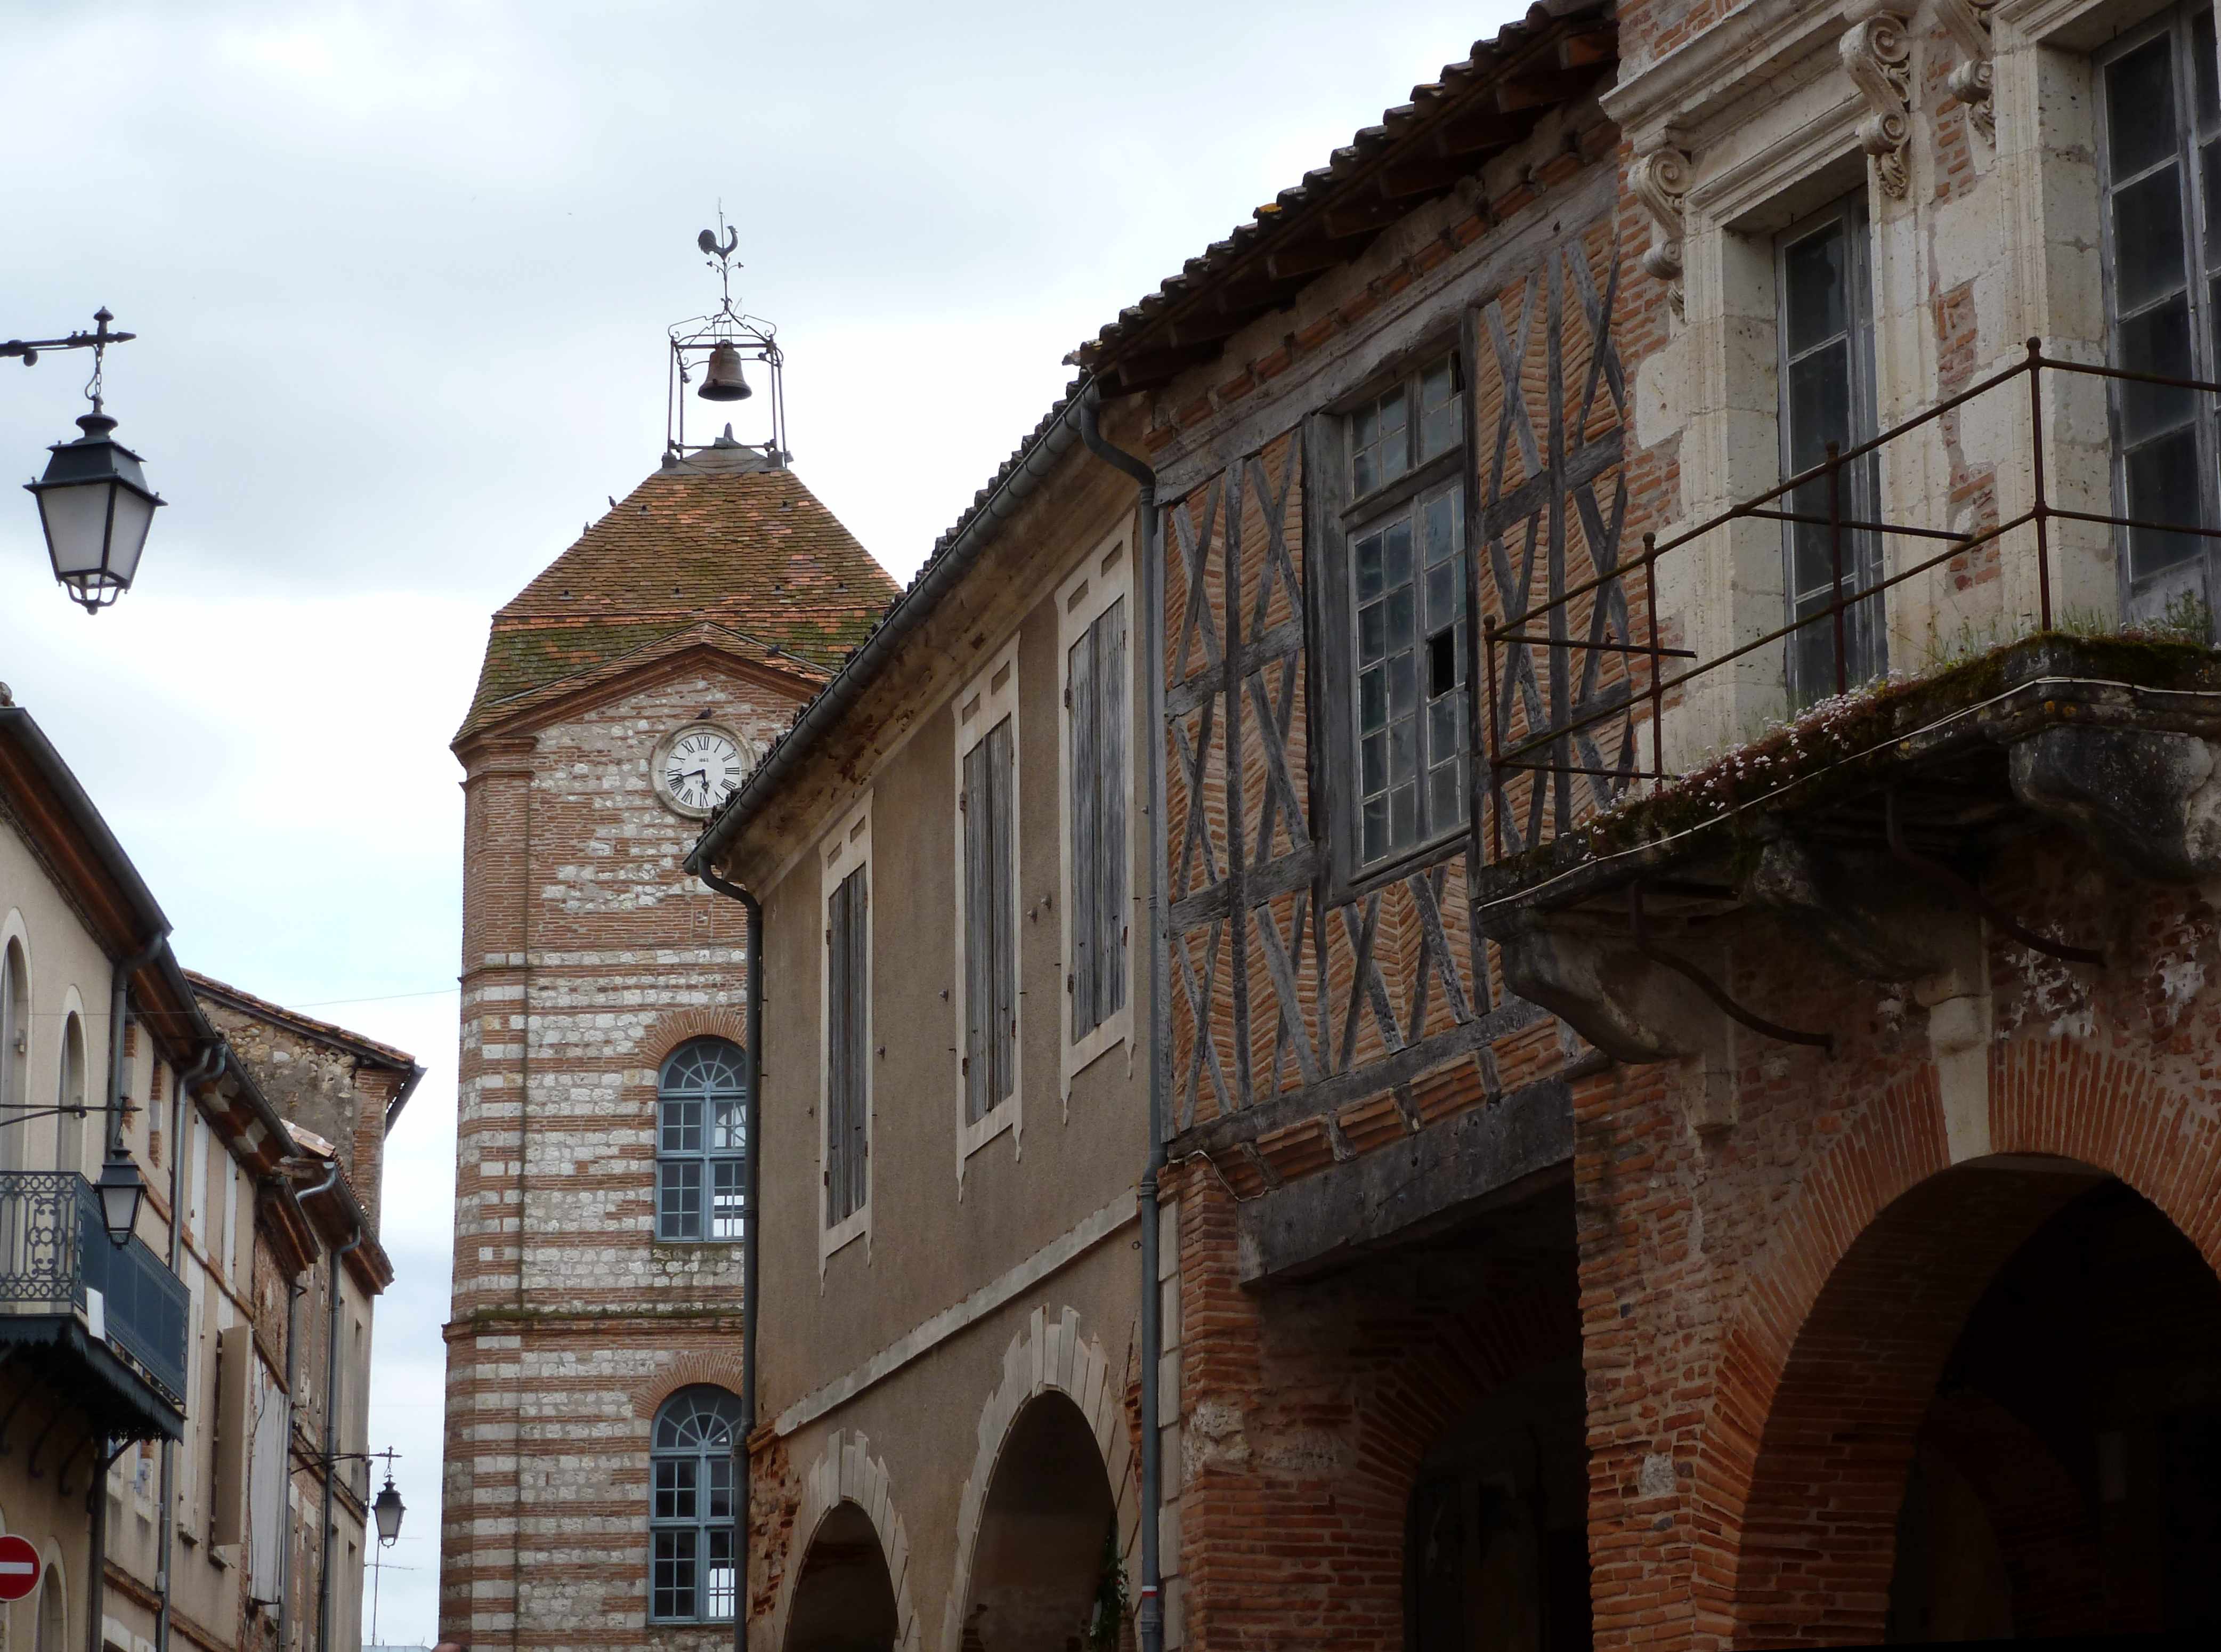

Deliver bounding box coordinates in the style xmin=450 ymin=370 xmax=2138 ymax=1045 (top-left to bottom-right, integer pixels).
xmin=0 ymin=1170 xmax=189 ymax=1405
xmin=1481 ymin=342 xmax=2221 ymax=859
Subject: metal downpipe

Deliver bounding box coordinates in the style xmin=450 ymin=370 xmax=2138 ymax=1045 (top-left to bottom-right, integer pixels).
xmin=317 ymin=1220 xmax=366 ymax=1652
xmin=155 ymin=1040 xmax=223 ymax=1652
xmin=693 ymin=866 xmax=760 ymax=1652
xmin=286 ymin=1156 xmax=341 ymax=1652
xmin=1078 ymin=380 xmax=1166 ymax=1652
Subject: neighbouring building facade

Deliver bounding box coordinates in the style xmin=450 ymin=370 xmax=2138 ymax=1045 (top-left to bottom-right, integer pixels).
xmin=439 ymin=427 xmax=898 ymax=1652
xmin=683 ymin=0 xmax=2221 ymax=1647
xmin=0 ymin=691 xmax=409 ymax=1652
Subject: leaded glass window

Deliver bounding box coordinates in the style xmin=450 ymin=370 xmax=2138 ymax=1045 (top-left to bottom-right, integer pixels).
xmin=654 ymin=1039 xmax=746 ymax=1242
xmin=649 ymin=1386 xmax=741 ymax=1622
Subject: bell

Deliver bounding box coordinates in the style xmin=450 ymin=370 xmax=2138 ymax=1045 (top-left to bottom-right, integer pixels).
xmin=698 ymin=343 xmax=752 ymax=402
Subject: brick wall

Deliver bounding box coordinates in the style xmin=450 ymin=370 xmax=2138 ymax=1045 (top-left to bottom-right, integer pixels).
xmin=442 ymin=663 xmax=804 ymax=1652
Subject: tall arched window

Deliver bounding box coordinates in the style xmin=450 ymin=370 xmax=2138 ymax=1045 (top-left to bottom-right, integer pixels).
xmin=56 ymin=1012 xmax=85 ymax=1177
xmin=655 ymin=1039 xmax=746 ymax=1242
xmin=0 ymin=940 xmax=27 ymax=1177
xmin=649 ymin=1386 xmax=741 ymax=1623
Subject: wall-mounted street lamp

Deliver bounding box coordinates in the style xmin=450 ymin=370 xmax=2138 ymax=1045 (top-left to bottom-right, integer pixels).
xmin=6 ymin=309 xmax=164 ymax=613
xmin=93 ymin=1145 xmax=145 ymax=1249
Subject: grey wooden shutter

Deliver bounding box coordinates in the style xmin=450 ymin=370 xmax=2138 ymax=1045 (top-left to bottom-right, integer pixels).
xmin=1096 ymin=597 xmax=1128 ymax=1030
xmin=1070 ymin=600 xmax=1128 ymax=1042
xmin=986 ymin=719 xmax=1016 ymax=1109
xmin=1069 ymin=626 xmax=1099 ymax=1038
xmin=826 ymin=868 xmax=869 ymax=1226
xmin=964 ymin=722 xmax=1017 ymax=1122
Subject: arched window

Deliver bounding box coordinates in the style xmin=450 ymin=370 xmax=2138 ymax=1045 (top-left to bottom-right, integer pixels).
xmin=0 ymin=941 xmax=27 ymax=1177
xmin=655 ymin=1039 xmax=746 ymax=1242
xmin=56 ymin=1012 xmax=85 ymax=1177
xmin=650 ymin=1386 xmax=741 ymax=1623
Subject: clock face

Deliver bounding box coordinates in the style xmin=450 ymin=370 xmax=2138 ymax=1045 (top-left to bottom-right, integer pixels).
xmin=658 ymin=726 xmax=746 ymax=815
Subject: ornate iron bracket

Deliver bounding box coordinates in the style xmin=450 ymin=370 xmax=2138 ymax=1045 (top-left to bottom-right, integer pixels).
xmin=1627 ymin=883 xmax=1836 ymax=1054
xmin=1630 ymin=135 xmax=1694 ymax=319
xmin=1885 ymin=790 xmax=2103 ymax=966
xmin=1843 ymin=4 xmax=1915 ymax=199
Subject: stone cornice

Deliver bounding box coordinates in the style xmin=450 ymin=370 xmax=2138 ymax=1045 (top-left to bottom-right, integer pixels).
xmin=1602 ymin=0 xmax=1849 ymax=148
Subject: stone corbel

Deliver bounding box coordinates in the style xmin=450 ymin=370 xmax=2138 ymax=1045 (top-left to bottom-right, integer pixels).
xmin=1630 ymin=133 xmax=1694 ymax=320
xmin=1841 ymin=2 xmax=1914 ymax=200
xmin=1936 ymin=0 xmax=1999 ymax=143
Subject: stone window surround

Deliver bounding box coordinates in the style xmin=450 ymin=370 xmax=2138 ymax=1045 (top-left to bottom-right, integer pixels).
xmin=1610 ymin=0 xmax=2153 ymax=766
xmin=1056 ymin=527 xmax=1136 ymax=1107
xmin=820 ymin=792 xmax=873 ymax=1274
xmin=952 ymin=638 xmax=1024 ymax=1184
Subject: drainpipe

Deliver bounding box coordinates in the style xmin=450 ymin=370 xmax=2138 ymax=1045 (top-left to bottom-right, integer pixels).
xmin=155 ymin=1040 xmax=224 ymax=1652
xmin=1078 ymin=380 xmax=1166 ymax=1652
xmin=692 ymin=865 xmax=760 ymax=1652
xmin=88 ymin=936 xmax=166 ymax=1652
xmin=317 ymin=1219 xmax=365 ymax=1652
xmin=285 ymin=1157 xmax=341 ymax=1652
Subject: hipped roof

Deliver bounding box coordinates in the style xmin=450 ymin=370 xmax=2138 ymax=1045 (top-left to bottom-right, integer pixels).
xmin=457 ymin=460 xmax=900 ymax=743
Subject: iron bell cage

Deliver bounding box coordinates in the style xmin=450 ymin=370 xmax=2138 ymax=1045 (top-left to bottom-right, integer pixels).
xmin=667 ymin=307 xmax=788 ymax=465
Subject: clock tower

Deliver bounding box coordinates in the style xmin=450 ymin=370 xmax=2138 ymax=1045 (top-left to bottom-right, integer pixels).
xmin=441 ymin=411 xmax=897 ymax=1651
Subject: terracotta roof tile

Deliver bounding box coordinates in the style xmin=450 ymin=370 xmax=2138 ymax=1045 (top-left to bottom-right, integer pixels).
xmin=458 ymin=459 xmax=898 ymax=741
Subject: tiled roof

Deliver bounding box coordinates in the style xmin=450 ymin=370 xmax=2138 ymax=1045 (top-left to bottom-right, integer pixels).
xmin=1071 ymin=0 xmax=1615 ymax=394
xmin=186 ymin=968 xmax=418 ymax=1071
xmin=457 ymin=456 xmax=899 ymax=741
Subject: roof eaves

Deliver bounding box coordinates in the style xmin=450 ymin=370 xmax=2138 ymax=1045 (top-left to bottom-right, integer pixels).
xmin=689 ymin=380 xmax=1091 ymax=879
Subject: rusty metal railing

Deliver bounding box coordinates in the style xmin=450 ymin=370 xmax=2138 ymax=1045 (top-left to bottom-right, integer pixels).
xmin=1481 ymin=339 xmax=2221 ymax=861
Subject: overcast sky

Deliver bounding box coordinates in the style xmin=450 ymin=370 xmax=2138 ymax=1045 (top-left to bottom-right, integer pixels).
xmin=1 ymin=2 xmax=1529 ymax=1643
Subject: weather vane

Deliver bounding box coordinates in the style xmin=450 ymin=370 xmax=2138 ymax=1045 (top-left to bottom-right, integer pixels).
xmin=666 ymin=207 xmax=787 ymax=464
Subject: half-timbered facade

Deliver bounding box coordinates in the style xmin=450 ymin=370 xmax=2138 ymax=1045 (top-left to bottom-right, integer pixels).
xmin=693 ymin=0 xmax=2221 ymax=1646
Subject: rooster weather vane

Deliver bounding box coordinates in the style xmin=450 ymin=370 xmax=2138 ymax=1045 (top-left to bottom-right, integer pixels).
xmin=667 ymin=210 xmax=787 ymax=464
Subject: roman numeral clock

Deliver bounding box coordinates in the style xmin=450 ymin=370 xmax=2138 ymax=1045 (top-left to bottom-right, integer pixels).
xmin=651 ymin=721 xmax=753 ymax=818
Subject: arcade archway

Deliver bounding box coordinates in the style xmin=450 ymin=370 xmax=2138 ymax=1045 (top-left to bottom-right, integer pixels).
xmin=784 ymin=1500 xmax=899 ymax=1652
xmin=961 ymin=1392 xmax=1120 ymax=1651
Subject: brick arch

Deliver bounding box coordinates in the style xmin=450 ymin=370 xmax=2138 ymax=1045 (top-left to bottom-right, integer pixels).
xmin=765 ymin=1429 xmax=921 ymax=1652
xmin=940 ymin=1306 xmax=1138 ymax=1652
xmin=638 ymin=1009 xmax=750 ymax=1072
xmin=630 ymin=1356 xmax=744 ymax=1421
xmin=1694 ymin=1041 xmax=2221 ymax=1648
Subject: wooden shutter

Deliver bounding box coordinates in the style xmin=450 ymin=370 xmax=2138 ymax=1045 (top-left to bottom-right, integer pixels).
xmin=211 ymin=1324 xmax=250 ymax=1546
xmin=964 ymin=721 xmax=1017 ymax=1122
xmin=1069 ymin=626 xmax=1099 ymax=1037
xmin=963 ymin=738 xmax=991 ymax=1123
xmin=826 ymin=868 xmax=869 ymax=1227
xmin=985 ymin=719 xmax=1016 ymax=1109
xmin=1095 ymin=597 xmax=1128 ymax=1029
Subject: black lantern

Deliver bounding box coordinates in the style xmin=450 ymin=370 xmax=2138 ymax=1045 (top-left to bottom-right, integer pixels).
xmin=94 ymin=1147 xmax=144 ymax=1248
xmin=372 ymin=1472 xmax=404 ymax=1546
xmin=26 ymin=409 xmax=164 ymax=613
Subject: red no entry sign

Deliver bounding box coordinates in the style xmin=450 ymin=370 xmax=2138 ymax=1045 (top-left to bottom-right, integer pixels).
xmin=0 ymin=1535 xmax=40 ymax=1602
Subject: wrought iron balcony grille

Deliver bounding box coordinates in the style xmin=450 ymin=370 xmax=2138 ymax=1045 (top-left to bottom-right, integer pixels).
xmin=0 ymin=1170 xmax=188 ymax=1405
xmin=1481 ymin=341 xmax=2221 ymax=862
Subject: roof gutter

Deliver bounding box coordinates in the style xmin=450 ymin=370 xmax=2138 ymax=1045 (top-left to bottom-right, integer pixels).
xmin=687 ymin=382 xmax=1092 ymax=880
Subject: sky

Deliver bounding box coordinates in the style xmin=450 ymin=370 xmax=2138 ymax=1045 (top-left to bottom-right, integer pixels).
xmin=1 ymin=2 xmax=1530 ymax=1643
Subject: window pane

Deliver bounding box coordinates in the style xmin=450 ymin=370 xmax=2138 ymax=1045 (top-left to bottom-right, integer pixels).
xmin=711 ymin=1159 xmax=744 ymax=1241
xmin=653 ymin=1530 xmax=698 ymax=1621
xmin=711 ymin=1097 xmax=743 ymax=1154
xmin=1782 ymin=222 xmax=1847 ymax=355
xmin=654 ymin=1457 xmax=698 ymax=1521
xmin=658 ymin=1161 xmax=702 ymax=1242
xmin=2128 ymin=426 xmax=2205 ymax=575
xmin=707 ymin=1455 xmax=733 ymax=1520
xmin=661 ymin=1096 xmax=702 ymax=1155
xmin=2120 ymin=298 xmax=2198 ymax=443
xmin=2117 ymin=167 xmax=2190 ymax=313
xmin=1379 ymin=390 xmax=1409 ymax=481
xmin=1356 ymin=531 xmax=1384 ymax=602
xmin=705 ymin=1529 xmax=736 ymax=1621
xmin=1418 ymin=358 xmax=1461 ymax=461
xmin=2111 ymin=35 xmax=2182 ymax=180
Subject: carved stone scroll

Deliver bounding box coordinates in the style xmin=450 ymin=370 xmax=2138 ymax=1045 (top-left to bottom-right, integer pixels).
xmin=1937 ymin=0 xmax=1999 ymax=143
xmin=1630 ymin=139 xmax=1693 ymax=319
xmin=1842 ymin=6 xmax=1914 ymax=199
